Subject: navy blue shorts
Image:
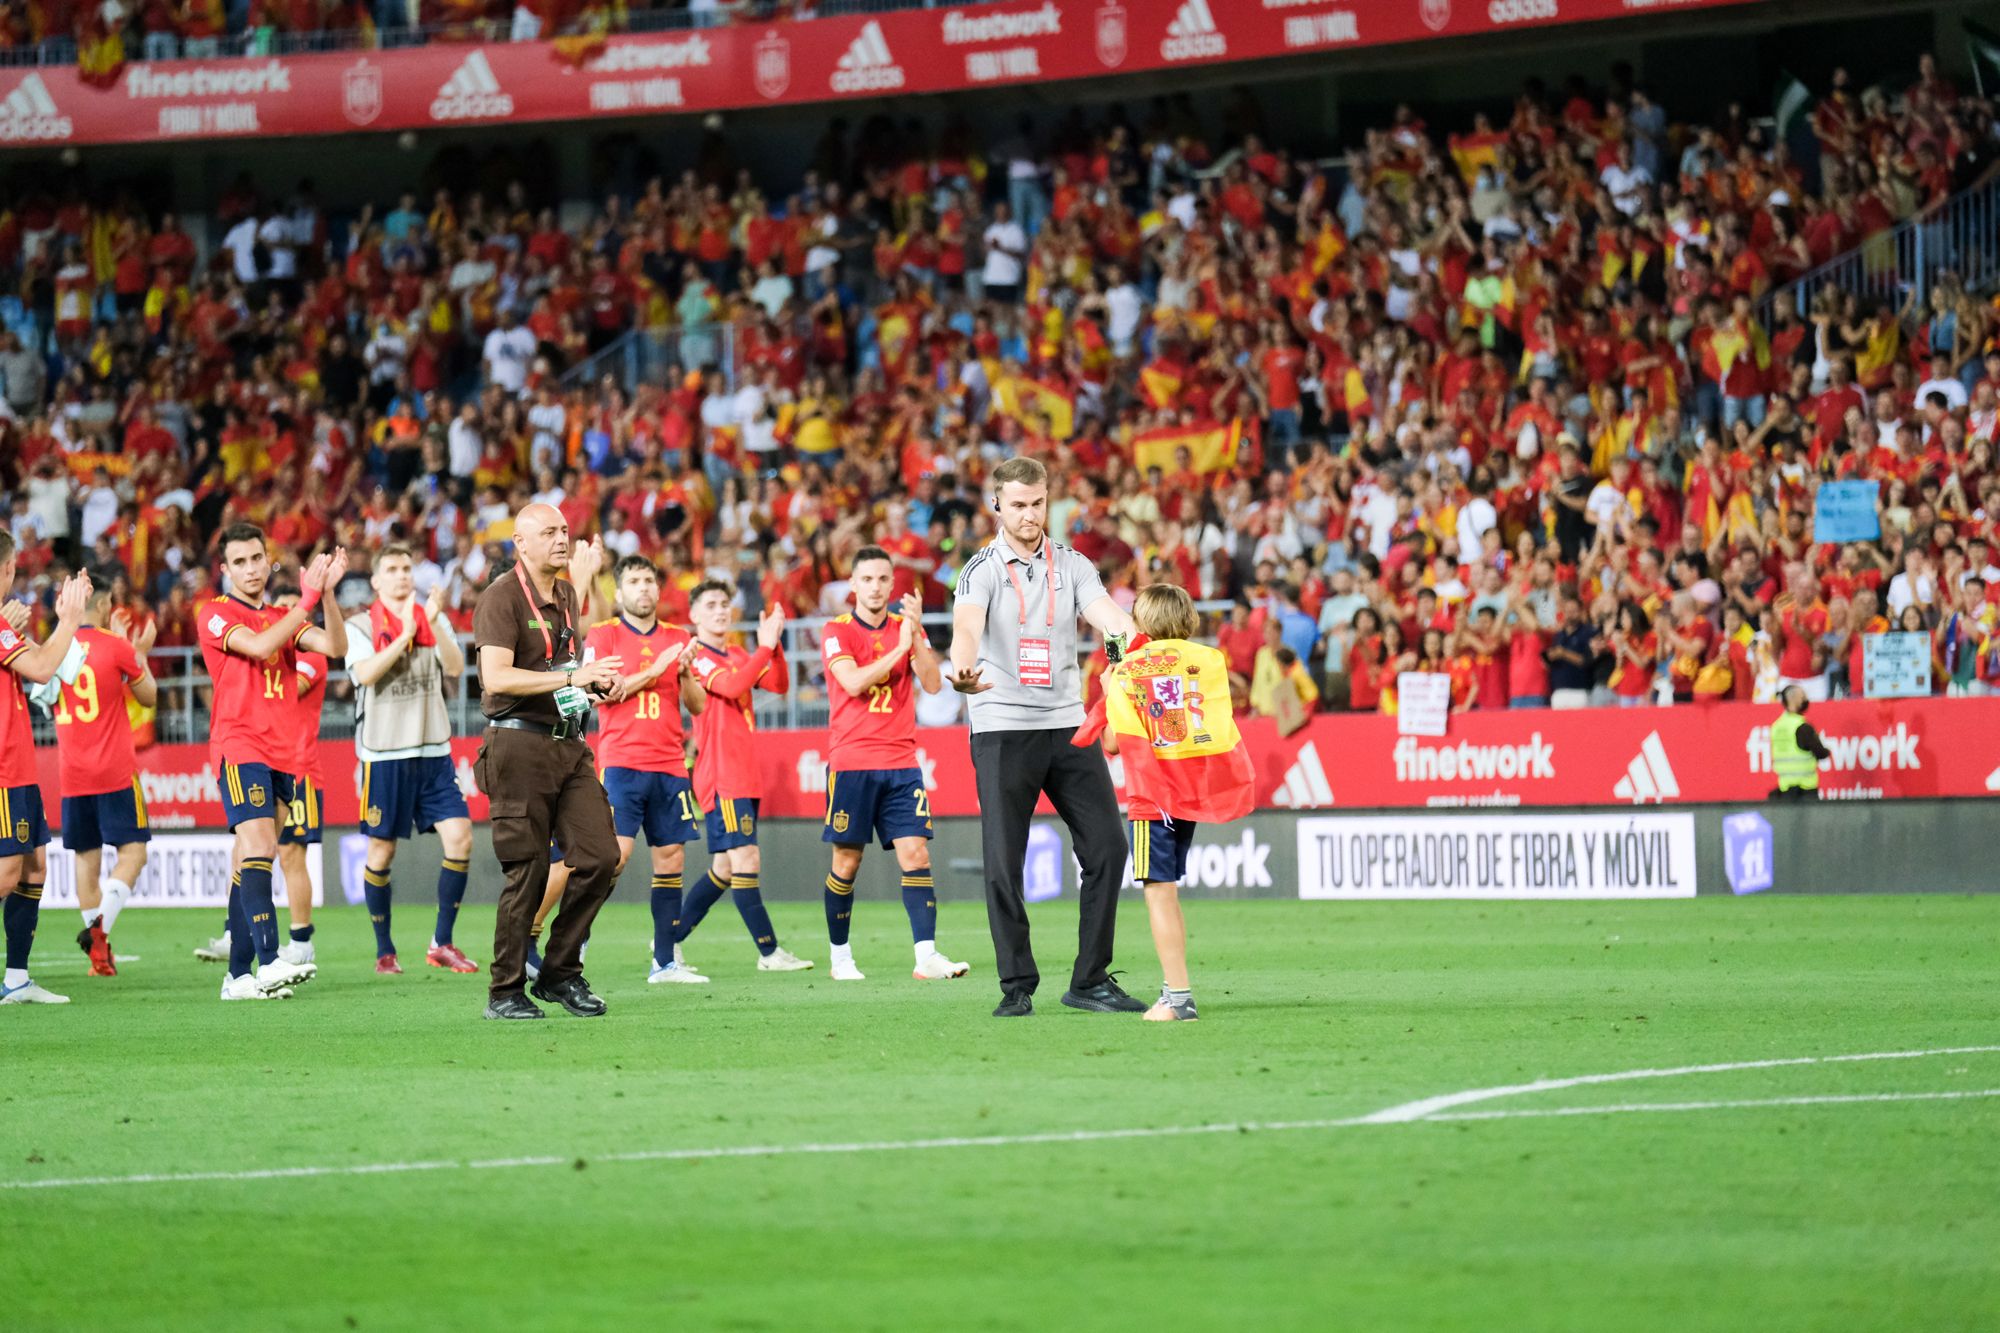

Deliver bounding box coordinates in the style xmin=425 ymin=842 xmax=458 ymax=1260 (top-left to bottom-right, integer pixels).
xmin=822 ymin=768 xmax=933 ymax=848
xmin=220 ymin=761 xmax=294 ymax=832
xmin=280 ymin=777 xmax=324 ymax=847
xmin=1130 ymin=816 xmax=1199 ymax=885
xmin=604 ymin=768 xmax=701 ymax=845
xmin=61 ymin=783 xmax=150 ymax=850
xmin=360 ymin=755 xmax=469 ymax=842
xmin=704 ymin=797 xmax=758 ymax=853
xmin=0 ymin=783 xmax=50 ymax=858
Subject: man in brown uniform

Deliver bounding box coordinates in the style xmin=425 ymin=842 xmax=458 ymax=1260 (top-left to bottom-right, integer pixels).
xmin=472 ymin=503 xmax=624 ymax=1020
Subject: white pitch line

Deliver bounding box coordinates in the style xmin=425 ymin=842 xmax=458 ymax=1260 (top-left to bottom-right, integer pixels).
xmin=1428 ymin=1088 xmax=2000 ymax=1122
xmin=5 ymin=1046 xmax=1997 ymax=1193
xmin=1357 ymin=1045 xmax=2000 ymax=1124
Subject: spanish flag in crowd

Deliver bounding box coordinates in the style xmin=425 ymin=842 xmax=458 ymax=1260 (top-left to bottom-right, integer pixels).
xmin=990 ymin=371 xmax=1075 ymax=439
xmin=1099 ymin=638 xmax=1256 ymax=824
xmin=876 ymin=305 xmax=918 ymax=383
xmin=1700 ymin=318 xmax=1770 ymax=384
xmin=1133 ymin=418 xmax=1244 ymax=475
xmin=77 ymin=20 xmax=124 ymax=88
xmin=1139 ymin=359 xmax=1183 ymax=410
xmin=1447 ymin=129 xmax=1508 ymax=185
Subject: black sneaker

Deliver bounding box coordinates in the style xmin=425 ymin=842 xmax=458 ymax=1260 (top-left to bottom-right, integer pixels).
xmin=992 ymin=991 xmax=1034 ymax=1018
xmin=483 ymin=993 xmax=546 ymax=1021
xmin=1061 ymin=977 xmax=1148 ymax=1013
xmin=531 ymin=974 xmax=607 ymax=1018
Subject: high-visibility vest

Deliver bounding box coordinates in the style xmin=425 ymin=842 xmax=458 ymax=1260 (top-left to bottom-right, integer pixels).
xmin=1771 ymin=711 xmax=1818 ymax=791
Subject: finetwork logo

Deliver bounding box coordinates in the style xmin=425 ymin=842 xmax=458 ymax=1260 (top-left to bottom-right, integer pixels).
xmin=1612 ymin=731 xmax=1680 ymax=804
xmin=0 ymin=74 xmax=72 ymax=141
xmin=831 ymin=20 xmax=905 ymax=93
xmin=1393 ymin=733 xmax=1556 ymax=783
xmin=941 ymin=3 xmax=1062 ymax=44
xmin=430 ymin=50 xmax=513 ymax=121
xmin=1487 ymin=0 xmax=1558 ymax=23
xmin=586 ymin=34 xmax=713 ymax=73
xmin=1744 ymin=723 xmax=1922 ymax=774
xmin=1161 ymin=0 xmax=1226 ymax=61
xmin=1271 ymin=741 xmax=1334 ymax=808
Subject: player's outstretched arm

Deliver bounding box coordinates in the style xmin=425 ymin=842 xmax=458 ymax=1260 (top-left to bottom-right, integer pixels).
xmin=297 ymin=548 xmax=352 ymax=660
xmin=947 ymin=598 xmax=990 ymax=694
xmin=427 ymin=585 xmax=464 ymax=678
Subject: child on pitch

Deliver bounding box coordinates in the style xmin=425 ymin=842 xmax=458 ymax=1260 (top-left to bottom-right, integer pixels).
xmin=1083 ymin=584 xmax=1254 ymax=1022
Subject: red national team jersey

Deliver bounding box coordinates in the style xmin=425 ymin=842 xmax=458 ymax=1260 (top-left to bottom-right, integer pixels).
xmin=198 ymin=595 xmax=307 ymax=771
xmin=879 ymin=532 xmax=933 ymax=603
xmin=53 ymin=626 xmax=143 ymax=797
xmin=0 ymin=623 xmax=37 ymax=787
xmin=293 ymin=650 xmax=329 ymax=785
xmin=587 ymin=617 xmax=693 ymax=776
xmin=689 ymin=639 xmax=790 ymax=806
xmin=821 ymin=612 xmax=918 ymax=771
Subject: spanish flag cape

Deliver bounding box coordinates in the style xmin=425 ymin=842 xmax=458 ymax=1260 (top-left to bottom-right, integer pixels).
xmin=1087 ymin=637 xmax=1256 ymax=824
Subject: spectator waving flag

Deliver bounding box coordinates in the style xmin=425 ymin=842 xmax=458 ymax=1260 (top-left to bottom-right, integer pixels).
xmin=990 ymin=371 xmax=1075 ymax=440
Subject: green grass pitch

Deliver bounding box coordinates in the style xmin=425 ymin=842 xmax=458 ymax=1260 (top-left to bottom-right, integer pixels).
xmin=5 ymin=895 xmax=1998 ymax=1331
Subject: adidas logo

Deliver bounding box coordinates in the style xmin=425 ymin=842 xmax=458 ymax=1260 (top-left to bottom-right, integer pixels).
xmin=429 ymin=51 xmax=513 ymax=122
xmin=1161 ymin=0 xmax=1226 ymax=60
xmin=0 ymin=74 xmax=71 ymax=142
xmin=1271 ymin=741 xmax=1334 ymax=808
xmin=830 ymin=20 xmax=905 ymax=93
xmin=1612 ymin=732 xmax=1680 ymax=804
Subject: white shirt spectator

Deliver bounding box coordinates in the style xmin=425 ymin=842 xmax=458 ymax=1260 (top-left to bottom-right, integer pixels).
xmin=79 ymin=482 xmax=120 ymax=548
xmin=981 ymin=219 xmax=1028 ymax=288
xmin=700 ymin=387 xmax=737 ymax=439
xmin=257 ymin=215 xmax=297 ymax=279
xmin=482 ymin=324 xmax=537 ymax=394
xmin=735 ymin=381 xmax=775 ymax=455
xmin=1886 ymin=567 xmax=1935 ymax=617
xmin=447 ymin=415 xmax=482 ymax=479
xmin=1916 ymin=375 xmax=1969 ymax=411
xmin=26 ymin=472 xmax=70 ymax=539
xmin=1458 ymin=494 xmax=1498 ymax=552
xmin=221 ymin=218 xmax=262 ymax=283
xmin=751 ymin=271 xmax=794 ymax=320
xmin=1586 ymin=479 xmax=1627 ymax=530
xmin=1105 ymin=281 xmax=1143 ymax=353
xmin=365 ymin=327 xmax=407 ymax=385
xmin=412 ymin=557 xmax=445 ymax=598
xmin=603 ymin=521 xmax=641 ymax=561
xmin=527 ymin=400 xmax=567 ymax=472
xmin=1601 ymin=162 xmax=1653 ymax=216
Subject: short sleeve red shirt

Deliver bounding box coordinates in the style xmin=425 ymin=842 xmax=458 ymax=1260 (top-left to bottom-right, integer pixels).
xmin=198 ymin=596 xmax=305 ymax=772
xmin=54 ymin=627 xmax=142 ymax=798
xmin=821 ymin=613 xmax=918 ymax=772
xmin=587 ymin=618 xmax=693 ymax=776
xmin=293 ymin=650 xmax=329 ymax=785
xmin=0 ymin=624 xmax=38 ymax=787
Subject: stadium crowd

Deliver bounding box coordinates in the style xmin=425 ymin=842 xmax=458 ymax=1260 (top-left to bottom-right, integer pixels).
xmin=5 ymin=53 xmax=2000 ymax=727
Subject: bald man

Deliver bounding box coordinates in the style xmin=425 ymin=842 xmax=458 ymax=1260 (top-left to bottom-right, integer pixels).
xmin=470 ymin=505 xmax=625 ymax=1020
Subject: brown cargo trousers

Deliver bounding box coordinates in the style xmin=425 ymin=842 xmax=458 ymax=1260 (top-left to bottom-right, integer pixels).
xmin=473 ymin=725 xmax=620 ymax=1001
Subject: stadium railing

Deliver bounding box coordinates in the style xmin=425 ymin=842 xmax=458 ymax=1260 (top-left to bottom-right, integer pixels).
xmin=28 ymin=598 xmax=1230 ymax=746
xmin=1765 ymin=171 xmax=2000 ymax=323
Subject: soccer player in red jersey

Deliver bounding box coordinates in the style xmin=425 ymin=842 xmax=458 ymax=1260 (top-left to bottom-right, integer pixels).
xmin=0 ymin=552 xmax=90 ymax=1005
xmin=54 ymin=585 xmax=159 ymax=978
xmin=677 ymin=581 xmax=813 ymax=972
xmin=820 ymin=547 xmax=968 ymax=981
xmin=582 ymin=555 xmax=709 ymax=983
xmin=197 ymin=524 xmax=349 ymax=1001
xmin=274 ymin=585 xmax=330 ymax=971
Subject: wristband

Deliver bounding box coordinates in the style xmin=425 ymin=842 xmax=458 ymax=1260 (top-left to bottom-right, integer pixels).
xmin=297 ymin=587 xmax=322 ymax=616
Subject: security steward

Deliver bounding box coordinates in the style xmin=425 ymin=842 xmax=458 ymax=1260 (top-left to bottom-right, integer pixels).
xmin=1768 ymin=684 xmax=1832 ymax=800
xmin=949 ymin=456 xmax=1144 ymax=1019
xmin=472 ymin=503 xmax=625 ymax=1020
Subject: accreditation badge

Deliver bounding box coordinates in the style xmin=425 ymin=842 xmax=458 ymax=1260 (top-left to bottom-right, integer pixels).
xmin=1018 ymin=637 xmax=1054 ymax=689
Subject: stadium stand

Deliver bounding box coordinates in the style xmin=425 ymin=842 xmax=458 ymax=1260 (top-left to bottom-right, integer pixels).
xmin=3 ymin=46 xmax=2000 ymax=746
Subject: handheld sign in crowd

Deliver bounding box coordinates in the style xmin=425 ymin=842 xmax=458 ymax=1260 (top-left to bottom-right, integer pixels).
xmin=1397 ymin=672 xmax=1452 ymax=737
xmin=1862 ymin=631 xmax=1932 ymax=698
xmin=1813 ymin=479 xmax=1881 ymax=543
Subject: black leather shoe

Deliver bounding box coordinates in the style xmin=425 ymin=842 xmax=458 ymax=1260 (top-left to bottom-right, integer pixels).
xmin=531 ymin=974 xmax=607 ymax=1017
xmin=1061 ymin=978 xmax=1148 ymax=1013
xmin=483 ymin=993 xmax=545 ymax=1021
xmin=992 ymin=991 xmax=1034 ymax=1018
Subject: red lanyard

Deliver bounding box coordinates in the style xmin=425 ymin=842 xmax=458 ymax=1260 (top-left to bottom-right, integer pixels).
xmin=515 ymin=563 xmax=572 ymax=664
xmin=1002 ymin=540 xmax=1058 ymax=630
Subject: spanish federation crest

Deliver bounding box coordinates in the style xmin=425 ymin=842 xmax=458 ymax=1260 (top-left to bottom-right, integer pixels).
xmin=342 ymin=59 xmax=382 ymax=126
xmin=1095 ymin=2 xmax=1127 ymax=68
xmin=1420 ymin=0 xmax=1452 ymax=33
xmin=754 ymin=30 xmax=791 ymax=100
xmin=13 ymin=819 xmax=26 ymax=843
xmin=740 ymin=814 xmax=756 ymax=836
xmin=831 ymin=811 xmax=850 ymax=835
xmin=248 ymin=783 xmax=267 ymax=807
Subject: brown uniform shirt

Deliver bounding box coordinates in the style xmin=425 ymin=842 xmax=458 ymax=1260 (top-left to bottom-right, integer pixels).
xmin=472 ymin=565 xmax=581 ymax=726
